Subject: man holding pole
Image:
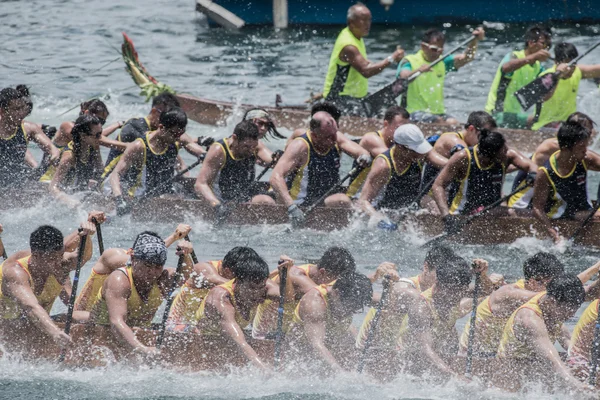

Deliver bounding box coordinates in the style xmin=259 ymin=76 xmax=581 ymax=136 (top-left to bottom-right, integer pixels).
xmin=397 ymin=28 xmax=485 ymax=124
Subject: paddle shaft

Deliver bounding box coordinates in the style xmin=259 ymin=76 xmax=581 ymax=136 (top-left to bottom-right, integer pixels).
xmin=59 ymin=230 xmax=87 ymax=362
xmin=184 ymin=235 xmax=199 ymax=265
xmin=408 ymin=36 xmax=477 ymax=83
xmin=157 ymin=253 xmax=185 ymax=348
xmin=569 ymin=202 xmax=600 ymax=241
xmin=1 ymin=236 xmax=6 ymax=260
xmin=304 ymin=167 xmax=361 ymax=216
xmin=145 ymin=154 xmax=205 ymax=197
xmin=589 ymin=303 xmax=600 ymax=387
xmin=91 ymin=218 xmax=104 ymax=255
xmin=255 ymin=159 xmax=277 ymax=182
xmin=357 ymin=276 xmax=392 ymax=373
xmin=465 ymin=272 xmax=481 ymax=376
xmin=409 ymin=172 xmax=439 ymax=209
xmin=274 ymin=265 xmax=288 ymax=367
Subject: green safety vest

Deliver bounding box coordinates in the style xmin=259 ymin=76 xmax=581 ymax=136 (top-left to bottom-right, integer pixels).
xmin=531 ymin=65 xmax=582 ymax=130
xmin=323 ymin=27 xmax=368 ymax=99
xmin=485 ymin=50 xmax=543 ymax=115
xmin=400 ymin=50 xmax=446 ymax=115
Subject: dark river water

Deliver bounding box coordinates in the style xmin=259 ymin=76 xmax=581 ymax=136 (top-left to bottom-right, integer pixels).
xmin=2 ymin=0 xmax=600 ymax=398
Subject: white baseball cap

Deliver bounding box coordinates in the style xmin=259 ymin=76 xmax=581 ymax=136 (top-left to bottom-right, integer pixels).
xmin=393 ymin=124 xmax=432 ymax=154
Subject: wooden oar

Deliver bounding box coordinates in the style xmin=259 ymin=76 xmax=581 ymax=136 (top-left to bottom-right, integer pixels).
xmin=91 ymin=218 xmax=104 ymax=255
xmin=184 ymin=235 xmax=199 ymax=265
xmin=588 ymin=301 xmax=600 ymax=387
xmin=362 ymin=35 xmax=477 ymax=117
xmin=515 ymin=40 xmax=600 ymax=111
xmin=274 ymin=264 xmax=288 ymax=368
xmin=156 ymin=252 xmax=185 ymax=348
xmin=465 ymin=270 xmax=481 ymax=377
xmin=357 ymin=275 xmax=392 ymax=373
xmin=422 ymin=183 xmax=530 ymax=248
xmin=59 ymin=229 xmax=87 ymax=362
xmin=569 ymin=202 xmax=600 ymax=242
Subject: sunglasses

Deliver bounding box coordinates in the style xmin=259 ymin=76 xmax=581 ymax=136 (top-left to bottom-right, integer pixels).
xmin=97 ymin=117 xmax=106 ymax=125
xmin=422 ymin=42 xmax=443 ymax=52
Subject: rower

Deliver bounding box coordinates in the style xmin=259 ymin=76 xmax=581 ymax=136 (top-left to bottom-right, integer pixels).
xmin=357 ymin=124 xmax=447 ymax=229
xmin=47 ymin=115 xmax=105 ymax=208
xmin=407 ymin=245 xmax=457 ymax=293
xmin=194 ymin=120 xmax=275 ymax=223
xmin=527 ymin=121 xmax=600 ymax=243
xmin=0 ymin=217 xmax=97 ymax=348
xmin=567 ymin=286 xmax=600 ymax=383
xmin=485 ymin=25 xmax=552 ymax=129
xmin=286 ymin=102 xmax=343 ymax=148
xmin=73 ymin=223 xmax=192 ymax=317
xmin=530 ymin=42 xmax=600 ymax=131
xmin=431 ymin=130 xmax=537 ymax=233
xmin=243 ymin=108 xmax=285 ymax=168
xmin=287 ymin=271 xmax=373 ymax=372
xmin=0 ymin=86 xmax=60 ymax=186
xmin=193 ymin=249 xmax=291 ymax=371
xmin=88 ymin=231 xmax=194 ymax=356
xmin=397 ymin=27 xmax=485 ymax=124
xmin=322 ymin=3 xmax=405 ymax=114
xmin=346 ymin=106 xmax=410 ymax=198
xmin=104 ymin=108 xmax=189 ymax=215
xmin=495 ymin=274 xmax=590 ymax=393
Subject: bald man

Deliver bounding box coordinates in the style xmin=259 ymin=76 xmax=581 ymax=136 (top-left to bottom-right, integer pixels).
xmin=322 ymin=3 xmax=404 ymax=114
xmin=270 ymin=111 xmax=371 ymax=227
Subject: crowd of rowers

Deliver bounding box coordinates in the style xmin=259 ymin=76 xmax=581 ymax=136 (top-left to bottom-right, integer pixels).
xmin=1 ymin=214 xmax=600 ymax=393
xmin=0 ymin=83 xmax=597 ymax=242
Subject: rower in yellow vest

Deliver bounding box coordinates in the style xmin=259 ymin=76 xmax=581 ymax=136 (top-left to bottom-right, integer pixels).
xmin=531 ymin=42 xmax=600 ymax=131
xmin=485 ymin=25 xmax=552 ymax=129
xmin=322 ymin=4 xmax=404 ymax=114
xmin=397 ymin=28 xmax=484 ymax=124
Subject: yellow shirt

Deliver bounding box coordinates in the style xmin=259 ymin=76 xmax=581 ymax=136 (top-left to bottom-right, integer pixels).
xmin=0 ymin=256 xmax=63 ymax=320
xmin=568 ymin=299 xmax=598 ymax=360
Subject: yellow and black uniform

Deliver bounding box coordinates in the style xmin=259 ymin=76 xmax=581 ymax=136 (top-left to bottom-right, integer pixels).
xmin=194 ymin=279 xmax=255 ymax=336
xmin=102 ymin=131 xmax=179 ymax=198
xmin=0 ymin=123 xmax=29 ymax=187
xmin=252 ymin=264 xmax=314 ymax=338
xmin=168 ymin=260 xmax=223 ymax=329
xmin=323 ymin=27 xmax=368 ymax=100
xmin=370 ymin=147 xmax=422 ymax=210
xmin=568 ymin=299 xmax=598 ymax=363
xmin=531 ymin=66 xmax=582 ymax=131
xmin=212 ymin=139 xmax=256 ymax=203
xmin=347 ymin=131 xmax=383 ymax=198
xmin=448 ymin=145 xmax=505 ymax=215
xmin=104 ymin=117 xmax=150 ymax=169
xmin=286 ymin=132 xmax=341 ymax=207
xmin=0 ymin=256 xmax=63 ymax=320
xmin=421 ymin=131 xmax=465 ymax=185
xmin=89 ymin=265 xmax=163 ymax=327
xmin=497 ymin=292 xmax=562 ymax=359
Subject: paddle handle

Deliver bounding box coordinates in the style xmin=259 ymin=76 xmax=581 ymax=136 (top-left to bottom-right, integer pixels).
xmin=570 ymin=202 xmax=600 ymax=241
xmin=1 ymin=237 xmax=7 ymax=260
xmin=157 ymin=253 xmax=185 ymax=348
xmin=59 ymin=229 xmax=87 ymax=362
xmin=570 ymin=40 xmax=600 ymax=67
xmin=304 ymin=166 xmax=361 ymax=216
xmin=184 ymin=235 xmax=199 ymax=265
xmin=589 ymin=302 xmax=600 ymax=387
xmin=91 ymin=218 xmax=104 ymax=255
xmin=409 ymin=35 xmax=477 ymax=82
xmin=465 ymin=272 xmax=481 ymax=376
xmin=357 ymin=275 xmax=392 ymax=373
xmin=274 ymin=264 xmax=288 ymax=367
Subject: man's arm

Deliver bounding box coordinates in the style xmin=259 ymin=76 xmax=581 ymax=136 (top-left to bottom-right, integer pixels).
xmin=579 ymin=64 xmax=600 ymax=79
xmin=99 ymin=136 xmax=128 ymax=151
xmin=194 ymin=144 xmax=226 ymax=207
xmin=109 ymin=140 xmax=145 ymax=198
xmin=164 ymin=224 xmax=192 ymax=248
xmin=179 ymin=133 xmax=207 ymax=157
xmin=24 ymin=122 xmax=60 ymax=164
xmin=531 ymin=169 xmax=561 ymax=243
xmin=269 ymin=139 xmax=307 ymax=207
xmin=255 ymin=141 xmax=274 ymax=167
xmin=358 ymin=157 xmax=390 ymax=219
xmin=453 ymin=28 xmax=485 ymax=69
xmin=24 ymin=149 xmax=38 ymax=168
xmin=359 ymin=133 xmax=388 ymax=157
xmin=48 ymin=151 xmax=79 ymax=207
xmin=339 ymin=45 xmax=404 ymax=79
xmin=425 ymin=149 xmax=448 ymax=170
xmin=101 ymin=121 xmax=124 ymax=137
xmin=337 ymin=132 xmax=369 ymax=159
xmin=583 ymin=150 xmax=600 ymax=172
xmin=507 ymin=149 xmax=537 ymax=173
xmin=431 ymin=151 xmax=468 ymax=217
xmin=501 ymin=50 xmax=551 ymax=74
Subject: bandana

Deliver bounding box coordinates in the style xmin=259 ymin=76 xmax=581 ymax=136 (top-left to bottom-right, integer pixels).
xmin=132 ymin=233 xmax=167 ymax=265
xmin=244 ymin=109 xmax=271 ymax=121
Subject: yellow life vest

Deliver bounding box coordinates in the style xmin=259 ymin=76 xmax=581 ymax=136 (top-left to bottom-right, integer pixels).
xmin=400 ymin=50 xmax=447 ymax=115
xmin=323 ymin=27 xmax=368 ymax=99
xmin=531 ymin=65 xmax=582 ymax=130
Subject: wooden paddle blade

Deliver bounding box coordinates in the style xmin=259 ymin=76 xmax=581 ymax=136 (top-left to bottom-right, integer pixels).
xmin=362 ymin=78 xmax=409 ymax=117
xmin=514 ymin=73 xmax=559 ymax=111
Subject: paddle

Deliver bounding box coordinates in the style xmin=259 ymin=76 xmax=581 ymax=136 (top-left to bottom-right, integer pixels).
xmin=274 ymin=262 xmax=288 ymax=368
xmin=362 ymin=35 xmax=478 ymax=117
xmin=357 ymin=275 xmax=392 ymax=374
xmin=255 ymin=151 xmax=284 ymax=182
xmin=145 ymin=154 xmax=205 ymax=198
xmin=91 ymin=218 xmax=104 ymax=255
xmin=515 ymin=40 xmax=600 ymax=111
xmin=588 ymin=301 xmax=600 ymax=387
xmin=465 ymin=269 xmax=481 ymax=377
xmin=303 ymin=166 xmax=362 ymax=217
xmin=58 ymin=229 xmax=87 ymax=362
xmin=1 ymin=237 xmax=7 ymax=260
xmin=422 ymin=182 xmax=531 ymax=248
xmin=184 ymin=235 xmax=199 ymax=264
xmin=156 ymin=252 xmax=185 ymax=348
xmin=568 ymin=202 xmax=600 ymax=242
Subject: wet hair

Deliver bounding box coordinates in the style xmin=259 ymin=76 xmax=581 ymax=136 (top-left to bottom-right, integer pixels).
xmin=435 ymin=255 xmax=472 ymax=288
xmin=233 ymin=120 xmax=259 ymax=142
xmin=567 ymin=112 xmax=595 ymax=133
xmin=15 ymin=85 xmax=33 ymax=116
xmin=523 ymin=252 xmax=565 ymax=281
xmin=310 ymin=102 xmax=342 ymax=124
xmin=242 ymin=108 xmax=285 ymax=140
xmin=465 ymin=111 xmax=497 ymax=131
xmin=477 ymin=130 xmax=506 ymax=158
xmin=557 ymin=120 xmax=589 ymax=149
xmin=546 ymin=273 xmax=585 ymax=308
xmin=524 ymin=24 xmax=552 ymax=47
xmin=30 ymin=225 xmax=64 ymax=253
xmin=384 ymin=106 xmax=410 ymax=123
xmin=80 ymin=99 xmax=109 ymax=118
xmin=554 ymin=42 xmax=578 ymax=64
xmin=222 ymin=246 xmax=269 ymax=283
xmin=0 ymin=87 xmax=24 ymax=111
xmin=317 ymin=247 xmax=357 ymax=277
xmin=424 ymin=245 xmax=456 ymax=271
xmin=159 ymin=107 xmax=187 ymax=131
xmin=422 ymin=28 xmax=445 ymax=44
xmin=333 ymin=272 xmax=373 ymax=312
xmin=71 ymin=114 xmax=102 ymax=166
xmin=151 ymin=92 xmax=180 ymax=111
